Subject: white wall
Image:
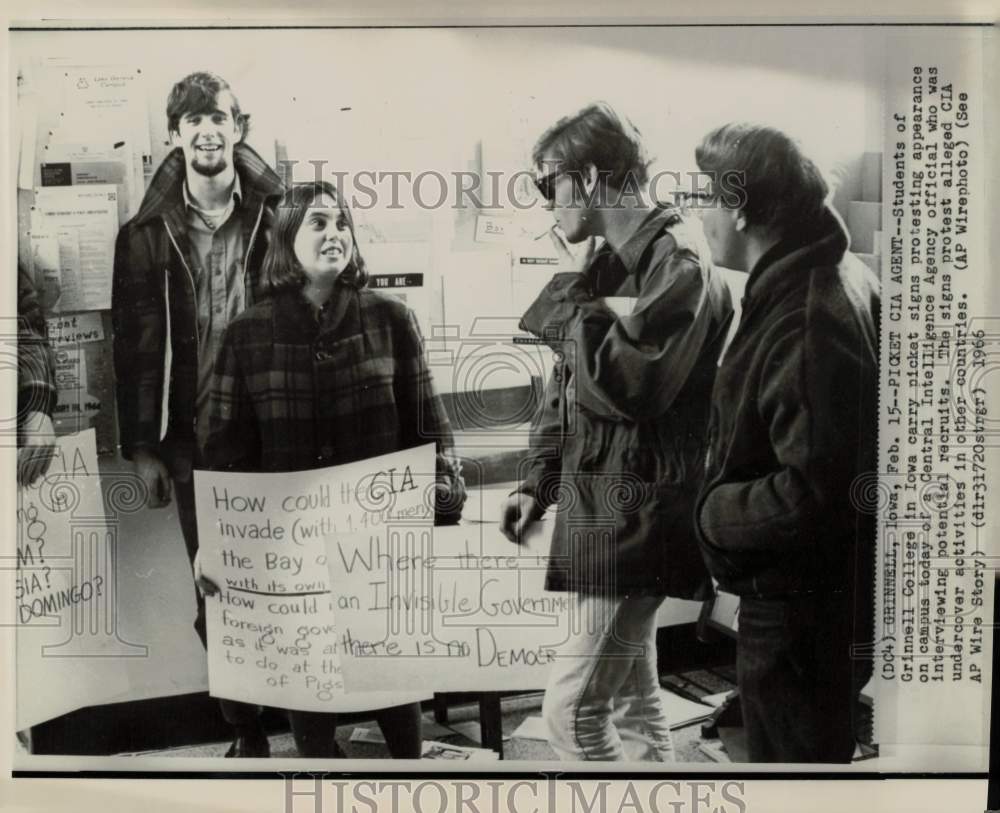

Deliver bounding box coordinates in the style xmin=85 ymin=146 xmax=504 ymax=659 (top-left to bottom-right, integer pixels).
xmin=14 ymin=26 xmax=886 ymax=242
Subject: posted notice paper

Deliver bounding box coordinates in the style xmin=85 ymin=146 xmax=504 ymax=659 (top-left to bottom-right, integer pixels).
xmin=30 ymin=184 xmax=118 ymax=311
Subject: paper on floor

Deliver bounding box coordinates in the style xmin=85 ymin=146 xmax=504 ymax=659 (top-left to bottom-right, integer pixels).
xmin=699 ymin=691 xmax=734 ymax=708
xmin=659 ymin=688 xmax=715 ymax=729
xmin=421 ymin=740 xmax=499 ymax=761
xmin=349 ymin=727 xmax=385 ymax=744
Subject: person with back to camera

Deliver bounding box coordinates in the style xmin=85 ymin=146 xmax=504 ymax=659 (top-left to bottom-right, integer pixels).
xmin=195 ymin=180 xmax=466 ymax=758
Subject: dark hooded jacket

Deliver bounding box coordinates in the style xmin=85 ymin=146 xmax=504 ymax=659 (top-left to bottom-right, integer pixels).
xmin=696 ymin=207 xmax=880 ymax=599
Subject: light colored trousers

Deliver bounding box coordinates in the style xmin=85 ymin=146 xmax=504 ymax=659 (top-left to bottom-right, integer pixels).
xmin=542 ymin=593 xmax=675 ymax=761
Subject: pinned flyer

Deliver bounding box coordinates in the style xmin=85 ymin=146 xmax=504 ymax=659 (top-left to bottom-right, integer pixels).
xmin=31 ymin=185 xmax=117 ymax=311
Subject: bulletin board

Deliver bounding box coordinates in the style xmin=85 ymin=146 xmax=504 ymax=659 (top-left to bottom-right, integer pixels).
xmin=16 ymin=61 xmax=155 ymax=456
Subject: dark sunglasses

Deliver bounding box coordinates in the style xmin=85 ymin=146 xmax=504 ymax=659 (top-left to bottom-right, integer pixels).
xmin=534 ymin=170 xmax=566 ymax=202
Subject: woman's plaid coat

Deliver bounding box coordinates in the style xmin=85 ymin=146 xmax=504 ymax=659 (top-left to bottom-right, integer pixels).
xmin=204 ymin=282 xmax=464 ymax=521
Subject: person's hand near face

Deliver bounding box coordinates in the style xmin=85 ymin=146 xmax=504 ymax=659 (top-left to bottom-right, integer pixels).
xmin=548 ymin=225 xmax=598 ymax=273
xmin=536 ymin=156 xmax=596 ymax=243
xmin=535 ymin=156 xmax=601 ymax=272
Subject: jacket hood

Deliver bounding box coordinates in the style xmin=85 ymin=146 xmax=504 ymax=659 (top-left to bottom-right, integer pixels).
xmin=133 ymin=141 xmax=285 ymax=226
xmin=744 ymin=205 xmax=850 ymax=304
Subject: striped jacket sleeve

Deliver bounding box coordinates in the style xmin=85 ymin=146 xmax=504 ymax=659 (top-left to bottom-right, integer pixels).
xmin=17 ymin=266 xmax=57 ymax=421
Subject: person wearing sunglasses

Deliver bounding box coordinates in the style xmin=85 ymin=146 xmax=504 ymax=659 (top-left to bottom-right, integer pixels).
xmin=499 ymin=101 xmax=733 ymax=761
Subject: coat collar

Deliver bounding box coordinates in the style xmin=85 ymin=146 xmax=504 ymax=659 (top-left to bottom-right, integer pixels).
xmin=606 ymin=203 xmax=683 ymax=278
xmin=271 ymin=282 xmax=361 ymax=342
xmin=580 ymin=203 xmax=682 ymax=296
xmin=181 ymin=170 xmax=243 ymax=212
xmin=134 ymin=142 xmax=284 ymax=226
xmin=743 ymin=205 xmax=850 ymax=304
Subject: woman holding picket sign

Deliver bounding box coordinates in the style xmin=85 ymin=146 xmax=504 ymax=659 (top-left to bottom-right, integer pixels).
xmin=194 ymin=180 xmax=466 ymax=759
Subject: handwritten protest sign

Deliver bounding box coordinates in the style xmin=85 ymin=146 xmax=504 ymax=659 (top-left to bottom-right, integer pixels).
xmin=194 ymin=445 xmax=435 ymax=712
xmin=195 ymin=442 xmax=644 ymax=701
xmin=13 ymin=430 xmax=132 ymax=729
xmin=327 ymin=520 xmax=573 ymax=692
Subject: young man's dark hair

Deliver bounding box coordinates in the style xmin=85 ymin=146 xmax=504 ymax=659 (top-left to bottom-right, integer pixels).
xmin=166 ymin=71 xmax=249 ymax=138
xmin=694 ymin=122 xmax=828 ymax=235
xmin=531 ymin=100 xmax=651 ymax=192
xmin=694 ymin=122 xmax=880 ymax=763
xmin=501 ymin=103 xmax=733 ymax=762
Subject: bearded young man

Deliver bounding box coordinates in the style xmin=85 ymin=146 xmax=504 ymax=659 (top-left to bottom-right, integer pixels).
xmin=111 ymin=72 xmax=284 ymax=758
